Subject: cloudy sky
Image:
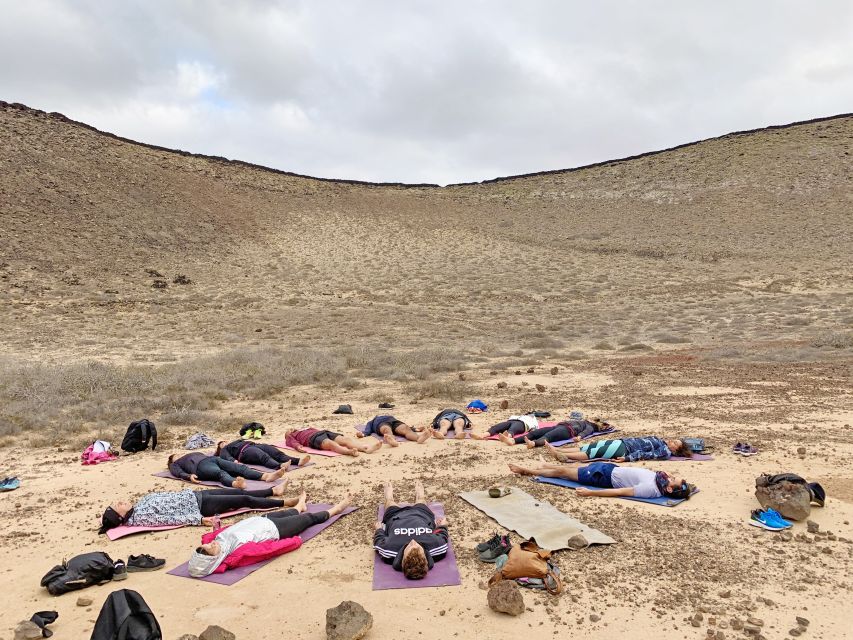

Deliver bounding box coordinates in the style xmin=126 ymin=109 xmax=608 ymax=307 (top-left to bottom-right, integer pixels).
xmin=2 ymin=1 xmax=851 ymax=184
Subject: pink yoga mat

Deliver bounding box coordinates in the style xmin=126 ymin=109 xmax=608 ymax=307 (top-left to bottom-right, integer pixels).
xmin=373 ymin=502 xmax=461 ymax=590
xmin=106 ymin=507 xmax=278 ymax=541
xmin=152 ymin=470 xmax=284 ymax=491
xmin=273 ymin=441 xmax=342 ymax=457
xmin=166 ymin=504 xmax=358 ymax=585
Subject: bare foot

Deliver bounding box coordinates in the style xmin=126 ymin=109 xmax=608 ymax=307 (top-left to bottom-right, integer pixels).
xmin=346 ymin=448 xmax=359 ymax=457
xmin=328 ymin=494 xmax=353 ymax=517
xmin=469 ymin=432 xmax=487 ymax=440
xmin=417 ymin=429 xmax=431 ymax=444
xmin=498 ymin=433 xmax=514 ymax=445
xmin=233 ymin=477 xmax=247 ymax=489
xmin=366 ymin=440 xmax=382 ymax=453
xmin=294 ymin=491 xmax=308 ymax=513
xmin=298 ymin=455 xmax=311 ymax=467
xmin=383 ymin=481 xmax=393 ymax=504
xmin=454 ymin=430 xmax=466 ymax=440
xmin=508 ymin=463 xmax=533 ymax=476
xmin=431 ymin=429 xmax=445 ymax=440
xmin=524 ymin=437 xmax=536 ymax=449
xmin=545 ymin=442 xmax=569 ymax=463
xmin=265 ymin=468 xmax=287 ymax=482
xmin=383 ymin=433 xmax=400 ymax=448
xmin=271 ymin=478 xmax=291 ymax=496
xmin=280 ymin=462 xmax=292 ymax=471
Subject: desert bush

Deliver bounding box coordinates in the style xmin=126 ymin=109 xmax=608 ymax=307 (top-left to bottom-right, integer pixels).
xmin=520 ymin=336 xmax=565 ymax=349
xmin=811 ymin=330 xmax=853 ymax=349
xmin=404 ymin=379 xmax=474 ymax=401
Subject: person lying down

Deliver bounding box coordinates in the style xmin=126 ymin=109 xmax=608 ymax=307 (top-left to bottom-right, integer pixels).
xmin=509 ymin=461 xmax=694 ymax=500
xmin=492 ymin=418 xmax=614 ymax=447
xmin=373 ymin=480 xmax=449 ymax=579
xmin=188 ymin=492 xmax=353 ymax=577
xmin=545 ymin=436 xmax=693 ymax=462
xmin=356 ymin=415 xmax=431 ymax=446
xmin=285 ymin=427 xmax=381 ymax=456
xmin=216 ymin=439 xmax=311 ymax=470
xmin=99 ymin=483 xmax=297 ymax=534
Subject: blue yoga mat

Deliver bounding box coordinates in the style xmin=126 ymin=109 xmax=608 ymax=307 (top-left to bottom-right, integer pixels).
xmin=533 ymin=476 xmax=698 ymax=507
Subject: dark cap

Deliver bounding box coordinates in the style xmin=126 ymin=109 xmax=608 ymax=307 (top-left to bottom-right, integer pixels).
xmin=99 ymin=506 xmax=125 ymax=534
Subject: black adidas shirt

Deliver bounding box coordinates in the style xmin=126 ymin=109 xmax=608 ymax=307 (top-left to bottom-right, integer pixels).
xmin=373 ymin=504 xmax=449 ymax=571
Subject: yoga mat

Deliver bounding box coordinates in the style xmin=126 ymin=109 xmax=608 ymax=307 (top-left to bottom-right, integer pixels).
xmin=152 ymin=470 xmax=284 ymax=491
xmin=533 ymin=476 xmax=699 ymax=507
xmin=167 ymin=503 xmax=358 ymax=585
xmin=273 ymin=441 xmax=342 ymax=457
xmin=106 ymin=507 xmax=278 ymax=541
xmin=459 ymin=489 xmax=614 ymax=550
xmin=484 ymin=423 xmax=618 ymax=445
xmin=373 ymin=503 xmax=461 ymax=590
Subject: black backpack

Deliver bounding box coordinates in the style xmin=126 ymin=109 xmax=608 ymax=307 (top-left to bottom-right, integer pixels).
xmin=90 ymin=589 xmax=162 ymax=640
xmin=121 ymin=419 xmax=158 ymax=453
xmin=40 ymin=552 xmax=115 ymax=596
xmin=758 ymin=473 xmax=826 ymax=507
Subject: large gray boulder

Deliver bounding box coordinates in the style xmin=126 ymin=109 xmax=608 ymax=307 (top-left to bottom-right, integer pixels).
xmin=755 ymin=479 xmax=811 ymax=521
xmin=487 ymin=580 xmax=525 ymax=616
xmin=326 ymin=601 xmax=373 ymax=640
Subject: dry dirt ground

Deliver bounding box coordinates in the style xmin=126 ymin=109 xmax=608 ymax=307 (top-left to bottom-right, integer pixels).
xmin=0 ymin=102 xmax=851 ymax=639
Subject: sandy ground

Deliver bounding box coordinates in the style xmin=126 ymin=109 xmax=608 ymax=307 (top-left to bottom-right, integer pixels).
xmin=1 ymin=360 xmax=851 ymax=640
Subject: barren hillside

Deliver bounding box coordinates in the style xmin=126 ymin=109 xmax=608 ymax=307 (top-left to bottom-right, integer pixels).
xmin=1 ymin=102 xmax=850 ymax=366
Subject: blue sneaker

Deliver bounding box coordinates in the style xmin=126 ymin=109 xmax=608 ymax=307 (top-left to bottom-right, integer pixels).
xmin=764 ymin=509 xmax=793 ymax=529
xmin=749 ymin=509 xmax=784 ymax=531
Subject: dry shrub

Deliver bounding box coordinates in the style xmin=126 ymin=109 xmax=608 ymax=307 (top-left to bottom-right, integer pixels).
xmin=405 ymin=379 xmax=474 ymax=401
xmin=811 ymin=331 xmax=853 ymax=349
xmin=520 ymin=336 xmax=565 ymax=349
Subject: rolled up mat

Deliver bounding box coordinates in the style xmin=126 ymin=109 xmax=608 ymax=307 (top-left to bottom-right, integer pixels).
xmin=166 ymin=504 xmax=358 ymax=585
xmin=533 ymin=476 xmax=699 ymax=507
xmin=373 ymin=502 xmax=461 ymax=590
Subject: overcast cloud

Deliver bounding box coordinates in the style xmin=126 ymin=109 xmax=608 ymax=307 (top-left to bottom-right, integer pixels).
xmin=2 ymin=1 xmax=852 ymax=184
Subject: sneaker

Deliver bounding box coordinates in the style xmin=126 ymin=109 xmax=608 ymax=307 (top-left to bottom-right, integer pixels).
xmin=749 ymin=509 xmax=784 ymax=531
xmin=764 ymin=509 xmax=792 ymax=529
xmin=741 ymin=444 xmax=758 ymax=456
xmin=127 ymin=554 xmax=166 ymax=572
xmin=252 ymin=429 xmax=263 ymax=439
xmin=478 ymin=535 xmax=512 ymax=562
xmin=476 ymin=532 xmax=501 ymax=553
xmin=112 ymin=559 xmax=128 ymax=581
xmin=733 ymin=442 xmax=745 ymax=455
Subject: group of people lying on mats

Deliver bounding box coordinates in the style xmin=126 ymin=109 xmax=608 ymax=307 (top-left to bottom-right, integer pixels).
xmin=99 ymin=479 xmax=449 ymax=581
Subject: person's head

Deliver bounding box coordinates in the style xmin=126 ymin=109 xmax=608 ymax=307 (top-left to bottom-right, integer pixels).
xmin=98 ymin=500 xmax=133 ymax=534
xmin=401 ymin=539 xmax=429 ymax=580
xmin=196 ymin=541 xmax=222 ymax=557
xmin=656 ymin=471 xmax=693 ymax=499
xmin=666 ymin=439 xmax=693 ymax=458
xmin=214 ymin=441 xmax=227 ymax=456
xmin=187 ymin=540 xmax=223 ymax=577
xmin=167 ymin=453 xmax=177 ymax=465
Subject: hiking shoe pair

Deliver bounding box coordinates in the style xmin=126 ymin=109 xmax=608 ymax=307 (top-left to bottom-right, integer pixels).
xmin=477 ymin=533 xmax=512 ymax=562
xmin=733 ymin=442 xmax=758 ymax=456
xmin=749 ymin=508 xmax=793 ymax=531
xmin=249 ymin=429 xmax=264 ymax=439
xmin=128 ymin=554 xmax=166 ymax=572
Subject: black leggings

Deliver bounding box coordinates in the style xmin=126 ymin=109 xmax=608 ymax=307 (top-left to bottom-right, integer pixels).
xmin=197 ymin=488 xmax=284 ymax=516
xmin=239 ymin=444 xmax=300 ymax=469
xmin=509 ymin=425 xmax=570 ymax=446
xmin=196 ymin=457 xmax=264 ymax=487
xmin=264 ymin=509 xmax=329 ymax=538
xmin=488 ymin=420 xmax=527 ymax=437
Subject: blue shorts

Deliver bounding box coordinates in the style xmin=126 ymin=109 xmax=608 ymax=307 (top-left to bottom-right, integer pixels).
xmin=577 ymin=462 xmax=616 ymax=488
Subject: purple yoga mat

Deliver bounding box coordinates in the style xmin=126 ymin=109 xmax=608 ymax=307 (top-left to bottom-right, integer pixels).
xmin=669 ymin=453 xmax=713 ymax=462
xmin=373 ymin=502 xmax=461 ymax=590
xmin=152 ymin=468 xmax=285 ymax=491
xmin=166 ymin=504 xmax=358 ymax=585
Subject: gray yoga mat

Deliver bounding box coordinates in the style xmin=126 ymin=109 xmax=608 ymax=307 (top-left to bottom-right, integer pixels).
xmin=459 ymin=488 xmax=615 ymax=551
